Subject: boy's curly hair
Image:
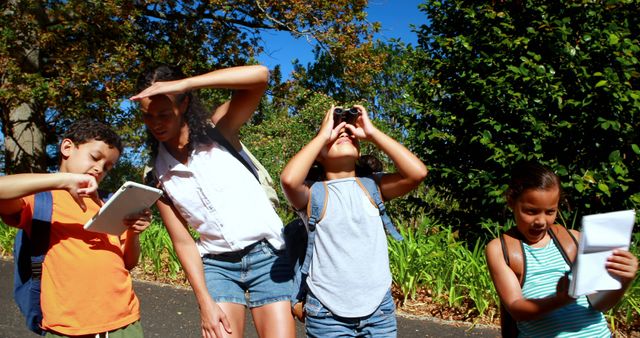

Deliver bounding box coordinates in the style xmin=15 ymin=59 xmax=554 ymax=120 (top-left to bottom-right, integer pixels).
xmin=136 ymin=65 xmax=213 ymax=158
xmin=62 ymin=119 xmax=123 ymax=153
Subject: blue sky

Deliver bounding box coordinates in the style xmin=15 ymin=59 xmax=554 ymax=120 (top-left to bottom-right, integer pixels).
xmin=256 ymin=0 xmax=426 ymax=78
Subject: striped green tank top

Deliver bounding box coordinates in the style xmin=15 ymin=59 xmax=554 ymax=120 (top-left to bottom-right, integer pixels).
xmin=518 ymin=239 xmax=610 ymax=337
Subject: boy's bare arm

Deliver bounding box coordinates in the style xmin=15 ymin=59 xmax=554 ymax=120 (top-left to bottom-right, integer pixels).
xmin=0 ymin=173 xmax=100 ymax=217
xmin=121 ymin=209 xmax=152 ymax=270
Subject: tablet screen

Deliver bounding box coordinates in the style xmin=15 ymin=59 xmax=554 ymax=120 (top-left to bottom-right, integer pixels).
xmin=84 ymin=181 xmax=162 ymax=236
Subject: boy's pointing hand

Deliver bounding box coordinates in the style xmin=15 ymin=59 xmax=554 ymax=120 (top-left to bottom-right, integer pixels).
xmin=62 ymin=173 xmax=101 ymax=211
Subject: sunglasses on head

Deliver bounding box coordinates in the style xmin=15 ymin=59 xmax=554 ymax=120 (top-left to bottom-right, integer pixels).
xmin=333 ymin=107 xmax=360 ymax=125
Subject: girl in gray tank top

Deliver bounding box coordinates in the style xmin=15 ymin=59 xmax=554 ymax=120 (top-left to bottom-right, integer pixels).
xmin=281 ymin=104 xmax=428 ymax=337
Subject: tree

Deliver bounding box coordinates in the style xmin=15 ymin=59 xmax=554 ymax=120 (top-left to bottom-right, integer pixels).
xmin=1 ymin=0 xmax=379 ymax=174
xmin=244 ymin=39 xmax=440 ymax=222
xmin=410 ymin=1 xmax=640 ymax=228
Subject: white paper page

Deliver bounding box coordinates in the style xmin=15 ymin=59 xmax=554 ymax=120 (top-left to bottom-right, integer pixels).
xmin=569 ymin=209 xmax=635 ymax=298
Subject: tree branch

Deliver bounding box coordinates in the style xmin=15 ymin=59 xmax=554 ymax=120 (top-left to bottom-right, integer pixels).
xmin=134 ymin=3 xmax=278 ymax=30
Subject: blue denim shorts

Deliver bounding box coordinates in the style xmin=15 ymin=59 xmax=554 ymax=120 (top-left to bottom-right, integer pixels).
xmin=304 ymin=289 xmax=397 ymax=338
xmin=202 ymin=240 xmax=293 ymax=308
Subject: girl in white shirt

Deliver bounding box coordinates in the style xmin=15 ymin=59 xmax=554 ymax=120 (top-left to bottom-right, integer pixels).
xmin=131 ymin=65 xmax=295 ymax=338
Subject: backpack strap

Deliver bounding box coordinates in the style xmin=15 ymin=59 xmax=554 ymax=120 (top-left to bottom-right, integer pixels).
xmin=206 ymin=126 xmax=259 ymax=181
xmin=13 ymin=191 xmax=52 ymax=336
xmin=14 ymin=191 xmax=54 ymax=284
xmin=498 ymin=228 xmax=526 ymax=338
xmin=30 ymin=191 xmax=53 ymax=278
xmin=500 ymin=224 xmax=578 ymax=287
xmin=305 ymin=181 xmax=328 ymax=229
xmin=500 ymin=228 xmax=526 ymax=286
xmin=548 ymin=224 xmax=578 ymax=266
xmin=300 ymin=182 xmax=328 ymax=275
xmin=355 ymin=176 xmax=403 ymax=241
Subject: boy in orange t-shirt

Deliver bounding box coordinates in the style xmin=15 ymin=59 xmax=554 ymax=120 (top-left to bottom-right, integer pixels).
xmin=0 ymin=119 xmax=151 ymax=337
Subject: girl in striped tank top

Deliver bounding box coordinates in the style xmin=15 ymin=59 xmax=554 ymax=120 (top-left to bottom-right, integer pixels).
xmin=486 ymin=161 xmax=638 ymax=337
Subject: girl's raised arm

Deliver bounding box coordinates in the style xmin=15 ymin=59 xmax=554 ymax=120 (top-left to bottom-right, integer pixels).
xmin=345 ymin=105 xmax=427 ymax=201
xmin=280 ymin=107 xmax=345 ymax=210
xmin=131 ymin=65 xmax=269 ymax=146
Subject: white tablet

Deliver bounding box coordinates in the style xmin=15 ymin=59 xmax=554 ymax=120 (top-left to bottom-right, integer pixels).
xmin=84 ymin=181 xmax=163 ymax=236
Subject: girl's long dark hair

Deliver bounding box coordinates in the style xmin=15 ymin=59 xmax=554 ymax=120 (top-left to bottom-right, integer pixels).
xmin=136 ymin=65 xmax=213 ymax=159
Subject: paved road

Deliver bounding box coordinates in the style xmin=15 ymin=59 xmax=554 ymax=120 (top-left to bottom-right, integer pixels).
xmin=0 ymin=259 xmax=499 ymax=337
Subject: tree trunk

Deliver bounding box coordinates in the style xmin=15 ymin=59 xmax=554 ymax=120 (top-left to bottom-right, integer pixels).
xmin=4 ymin=102 xmax=48 ymax=173
xmin=2 ymin=0 xmax=48 ymax=174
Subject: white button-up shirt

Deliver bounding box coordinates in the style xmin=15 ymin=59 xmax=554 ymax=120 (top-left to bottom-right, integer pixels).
xmin=155 ymin=142 xmax=285 ymax=255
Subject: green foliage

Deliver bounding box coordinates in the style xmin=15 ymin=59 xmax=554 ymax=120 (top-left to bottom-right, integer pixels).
xmin=410 ymin=1 xmax=640 ymax=229
xmin=388 ymin=218 xmax=497 ymax=317
xmin=0 ymin=221 xmax=18 ymax=256
xmin=138 ymin=221 xmax=183 ymax=280
xmin=1 ymin=0 xmax=381 ymax=175
xmin=241 ymin=88 xmax=334 ymax=218
xmin=275 ymin=40 xmax=434 ymax=219
xmin=388 ymin=219 xmax=432 ymax=301
xmin=607 ymin=231 xmax=640 ymax=332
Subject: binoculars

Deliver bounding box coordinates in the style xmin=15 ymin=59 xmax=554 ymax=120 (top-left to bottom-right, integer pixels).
xmin=333 ymin=107 xmax=360 ymax=125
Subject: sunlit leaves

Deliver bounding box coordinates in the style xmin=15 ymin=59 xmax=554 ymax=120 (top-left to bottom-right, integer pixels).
xmin=1 ymin=0 xmax=379 ymax=174
xmin=409 ymin=0 xmax=640 ymax=228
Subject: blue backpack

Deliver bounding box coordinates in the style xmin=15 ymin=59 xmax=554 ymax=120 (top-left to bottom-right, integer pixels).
xmin=13 ymin=191 xmax=53 ymax=336
xmin=284 ymin=176 xmax=403 ymax=319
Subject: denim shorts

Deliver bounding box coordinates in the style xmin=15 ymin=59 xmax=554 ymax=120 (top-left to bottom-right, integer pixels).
xmin=304 ymin=289 xmax=397 ymax=338
xmin=202 ymin=240 xmax=293 ymax=308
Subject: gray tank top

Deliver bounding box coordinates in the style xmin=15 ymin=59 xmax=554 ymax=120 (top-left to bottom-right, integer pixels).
xmin=304 ymin=177 xmax=391 ymax=318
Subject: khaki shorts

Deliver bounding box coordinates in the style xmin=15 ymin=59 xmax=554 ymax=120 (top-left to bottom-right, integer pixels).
xmin=45 ymin=320 xmax=143 ymax=338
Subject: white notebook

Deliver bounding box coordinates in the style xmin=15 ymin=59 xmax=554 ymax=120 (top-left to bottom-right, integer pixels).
xmin=569 ymin=209 xmax=635 ymax=298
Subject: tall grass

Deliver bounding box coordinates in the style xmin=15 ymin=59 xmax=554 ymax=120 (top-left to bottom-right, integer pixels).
xmin=607 ymin=231 xmax=640 ymax=332
xmin=138 ymin=220 xmax=183 ymax=279
xmin=388 ymin=217 xmax=497 ymax=318
xmin=0 ymin=216 xmax=638 ymax=330
xmin=0 ymin=221 xmax=17 ymax=256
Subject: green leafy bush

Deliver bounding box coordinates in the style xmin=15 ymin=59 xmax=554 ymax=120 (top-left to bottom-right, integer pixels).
xmin=410 ymin=1 xmax=640 ymax=230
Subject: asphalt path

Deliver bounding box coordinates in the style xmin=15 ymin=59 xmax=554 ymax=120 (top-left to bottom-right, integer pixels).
xmin=0 ymin=259 xmax=499 ymax=337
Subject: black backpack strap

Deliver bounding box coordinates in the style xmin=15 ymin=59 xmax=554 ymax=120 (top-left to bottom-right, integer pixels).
xmin=206 ymin=126 xmax=259 ymax=181
xmin=500 ymin=303 xmax=519 ymax=338
xmin=548 ymin=224 xmax=578 ymax=266
xmin=498 ymin=228 xmax=526 ymax=338
xmin=500 ymin=228 xmax=526 ymax=286
xmin=31 ymin=191 xmax=53 ymax=278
